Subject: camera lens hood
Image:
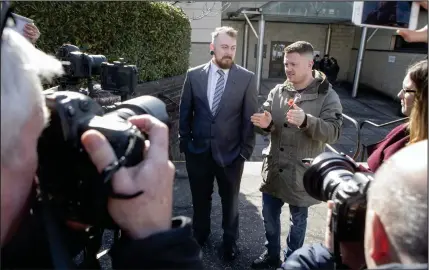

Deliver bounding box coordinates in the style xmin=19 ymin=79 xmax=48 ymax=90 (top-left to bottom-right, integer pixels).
xmin=303 ymin=152 xmax=357 ymax=201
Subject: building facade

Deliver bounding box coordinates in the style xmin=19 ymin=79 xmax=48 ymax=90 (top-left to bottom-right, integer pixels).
xmin=177 ymin=1 xmax=428 ymax=99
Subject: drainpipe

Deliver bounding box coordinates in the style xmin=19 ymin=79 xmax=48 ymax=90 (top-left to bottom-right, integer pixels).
xmin=352 ymin=27 xmax=368 ymax=98
xmin=324 ymin=24 xmax=332 ymax=55
xmin=242 ymin=22 xmax=249 ymax=68
xmin=256 ymin=13 xmax=265 ymax=95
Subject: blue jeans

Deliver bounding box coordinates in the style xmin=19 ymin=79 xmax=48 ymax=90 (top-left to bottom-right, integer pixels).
xmin=262 ymin=192 xmax=309 ymax=260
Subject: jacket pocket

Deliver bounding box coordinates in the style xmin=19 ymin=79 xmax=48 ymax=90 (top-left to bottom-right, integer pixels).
xmin=294 ymin=162 xmax=308 ymax=192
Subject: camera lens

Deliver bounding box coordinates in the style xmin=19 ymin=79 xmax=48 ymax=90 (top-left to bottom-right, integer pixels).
xmin=87 ymin=55 xmax=108 ymax=75
xmin=303 ymin=152 xmax=358 ymax=202
xmin=105 ymin=95 xmax=170 ymax=126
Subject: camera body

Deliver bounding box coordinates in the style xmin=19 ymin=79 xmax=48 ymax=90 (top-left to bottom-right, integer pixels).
xmin=57 ymin=44 xmax=107 ymax=80
xmin=101 ymin=59 xmax=138 ymax=99
xmin=56 ymin=44 xmax=137 ymax=101
xmin=303 ymin=152 xmax=373 ymax=242
xmin=37 ymin=89 xmax=169 ymax=228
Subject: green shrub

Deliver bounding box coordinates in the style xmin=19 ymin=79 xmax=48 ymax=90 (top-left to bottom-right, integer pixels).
xmin=12 ymin=1 xmax=191 ymax=82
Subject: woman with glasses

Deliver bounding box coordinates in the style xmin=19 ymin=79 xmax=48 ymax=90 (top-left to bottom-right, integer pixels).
xmin=360 ymin=59 xmax=427 ymax=172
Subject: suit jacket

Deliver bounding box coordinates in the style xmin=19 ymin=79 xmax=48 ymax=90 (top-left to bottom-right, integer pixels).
xmin=179 ymin=62 xmax=258 ymax=167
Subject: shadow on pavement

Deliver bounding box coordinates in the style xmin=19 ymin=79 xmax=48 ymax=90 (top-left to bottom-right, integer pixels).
xmin=173 ymin=163 xmax=266 ymax=270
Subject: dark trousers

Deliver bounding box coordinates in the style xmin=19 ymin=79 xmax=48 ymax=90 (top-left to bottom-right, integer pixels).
xmin=262 ymin=193 xmax=308 ymax=260
xmin=185 ymin=150 xmax=245 ymax=245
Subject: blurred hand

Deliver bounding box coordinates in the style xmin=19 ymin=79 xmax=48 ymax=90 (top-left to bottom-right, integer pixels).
xmin=324 ymin=200 xmax=335 ymax=252
xmin=396 ymin=1 xmax=428 ymax=43
xmin=324 ymin=200 xmax=366 ymax=270
xmin=286 ymin=104 xmax=306 ymax=127
xmin=81 ymin=114 xmax=175 ymax=240
xmin=23 ymin=23 xmax=40 ymax=44
xmin=251 ymin=110 xmax=272 ymax=128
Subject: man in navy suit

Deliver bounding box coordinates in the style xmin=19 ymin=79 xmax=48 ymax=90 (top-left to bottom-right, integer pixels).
xmin=179 ymin=26 xmax=258 ymax=261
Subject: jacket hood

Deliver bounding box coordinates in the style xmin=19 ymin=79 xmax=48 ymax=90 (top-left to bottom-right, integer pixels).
xmin=282 ymin=70 xmax=330 ymax=95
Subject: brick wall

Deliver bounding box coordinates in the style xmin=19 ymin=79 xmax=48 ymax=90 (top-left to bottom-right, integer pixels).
xmin=135 ymin=74 xmax=185 ymax=161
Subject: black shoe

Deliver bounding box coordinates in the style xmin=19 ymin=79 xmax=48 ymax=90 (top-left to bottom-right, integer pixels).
xmin=221 ymin=243 xmax=240 ymax=261
xmin=193 ymin=232 xmax=210 ymax=247
xmin=251 ymin=250 xmax=282 ymax=269
xmin=196 ymin=236 xmax=209 ymax=247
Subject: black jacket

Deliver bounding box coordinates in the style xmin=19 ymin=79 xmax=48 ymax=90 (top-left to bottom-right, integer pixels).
xmin=283 ymin=243 xmax=428 ymax=270
xmin=1 ymin=197 xmax=203 ymax=269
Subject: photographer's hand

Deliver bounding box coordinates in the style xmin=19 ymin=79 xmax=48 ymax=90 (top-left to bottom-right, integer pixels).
xmin=396 ymin=1 xmax=428 ymax=43
xmin=324 ymin=200 xmax=335 ymax=253
xmin=81 ymin=115 xmax=175 ymax=240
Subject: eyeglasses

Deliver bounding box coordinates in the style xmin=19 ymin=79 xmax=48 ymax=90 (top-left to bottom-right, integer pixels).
xmin=401 ymin=88 xmax=417 ymax=94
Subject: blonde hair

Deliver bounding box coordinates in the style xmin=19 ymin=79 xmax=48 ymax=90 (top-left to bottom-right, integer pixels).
xmin=211 ymin=26 xmax=238 ymax=45
xmin=407 ymin=60 xmax=428 ymax=145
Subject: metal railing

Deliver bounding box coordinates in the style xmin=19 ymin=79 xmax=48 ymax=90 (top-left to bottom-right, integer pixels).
xmin=358 ymin=117 xmax=409 ymax=161
xmin=325 ymin=113 xmax=360 ymax=158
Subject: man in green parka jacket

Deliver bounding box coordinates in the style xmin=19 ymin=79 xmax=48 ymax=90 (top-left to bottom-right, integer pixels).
xmin=250 ymin=41 xmax=343 ymax=268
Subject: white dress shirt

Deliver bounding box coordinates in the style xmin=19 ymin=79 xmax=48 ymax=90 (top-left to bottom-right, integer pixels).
xmin=207 ymin=61 xmax=229 ymax=110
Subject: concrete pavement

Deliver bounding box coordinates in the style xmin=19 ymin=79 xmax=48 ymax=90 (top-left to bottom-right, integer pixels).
xmin=172 ymin=79 xmax=404 ymax=269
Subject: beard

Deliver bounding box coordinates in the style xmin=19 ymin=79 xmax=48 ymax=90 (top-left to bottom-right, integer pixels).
xmin=215 ymin=56 xmax=234 ymax=69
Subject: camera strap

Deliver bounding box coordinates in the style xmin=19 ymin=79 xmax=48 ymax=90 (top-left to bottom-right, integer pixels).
xmin=101 ymin=132 xmax=144 ymax=200
xmin=41 ymin=197 xmax=75 ymax=270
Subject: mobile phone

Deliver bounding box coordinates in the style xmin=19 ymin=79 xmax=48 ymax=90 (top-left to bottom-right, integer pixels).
xmin=11 ymin=13 xmax=34 ymax=36
xmin=352 ymin=1 xmax=420 ymax=31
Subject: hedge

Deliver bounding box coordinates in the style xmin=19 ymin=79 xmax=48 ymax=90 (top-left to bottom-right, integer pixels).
xmin=12 ymin=1 xmax=191 ymax=82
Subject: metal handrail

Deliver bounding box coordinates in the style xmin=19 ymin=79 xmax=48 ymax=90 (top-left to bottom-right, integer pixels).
xmin=325 ymin=143 xmax=339 ymax=154
xmin=359 ymin=117 xmax=409 ymax=130
xmin=343 ymin=113 xmax=361 ymax=159
xmin=358 ymin=117 xmax=409 ymax=161
xmin=325 ymin=113 xmax=360 ymax=158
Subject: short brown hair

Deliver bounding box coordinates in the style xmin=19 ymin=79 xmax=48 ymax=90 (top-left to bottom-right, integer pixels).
xmin=407 ymin=59 xmax=428 ymax=144
xmin=284 ymin=41 xmax=314 ymax=56
xmin=211 ymin=26 xmax=238 ymax=44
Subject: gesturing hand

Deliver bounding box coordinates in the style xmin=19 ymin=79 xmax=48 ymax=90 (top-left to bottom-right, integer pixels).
xmin=251 ymin=111 xmax=272 ymax=128
xmin=81 ymin=114 xmax=175 ymax=240
xmin=286 ymin=104 xmax=306 ymax=127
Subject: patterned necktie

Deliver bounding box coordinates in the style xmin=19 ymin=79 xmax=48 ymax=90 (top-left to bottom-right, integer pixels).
xmin=212 ymin=69 xmax=225 ymax=115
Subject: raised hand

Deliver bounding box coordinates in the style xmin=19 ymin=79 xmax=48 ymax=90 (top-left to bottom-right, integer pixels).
xmin=251 ymin=110 xmax=272 ymax=128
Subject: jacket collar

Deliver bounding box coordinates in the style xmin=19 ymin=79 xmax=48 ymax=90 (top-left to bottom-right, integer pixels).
xmin=280 ymin=70 xmax=330 ymax=101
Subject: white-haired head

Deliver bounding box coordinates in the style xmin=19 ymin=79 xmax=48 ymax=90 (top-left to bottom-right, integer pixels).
xmin=1 ymin=26 xmax=64 ymax=165
xmin=1 ymin=24 xmax=64 ymax=246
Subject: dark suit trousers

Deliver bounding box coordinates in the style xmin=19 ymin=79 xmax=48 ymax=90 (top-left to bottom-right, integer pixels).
xmin=185 ymin=150 xmax=245 ymax=245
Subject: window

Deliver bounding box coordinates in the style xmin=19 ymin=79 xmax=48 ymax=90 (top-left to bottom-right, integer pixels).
xmin=391 ymin=34 xmax=428 ymax=53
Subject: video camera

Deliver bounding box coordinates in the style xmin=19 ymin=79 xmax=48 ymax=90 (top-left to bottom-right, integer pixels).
xmin=56 ymin=44 xmax=138 ymax=101
xmin=302 ymin=152 xmax=374 ymax=265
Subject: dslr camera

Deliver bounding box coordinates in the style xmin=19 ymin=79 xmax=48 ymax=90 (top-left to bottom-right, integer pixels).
xmin=37 ymin=45 xmax=169 ymax=229
xmin=56 ymin=44 xmax=138 ymax=101
xmin=303 ymin=152 xmax=374 ymax=244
